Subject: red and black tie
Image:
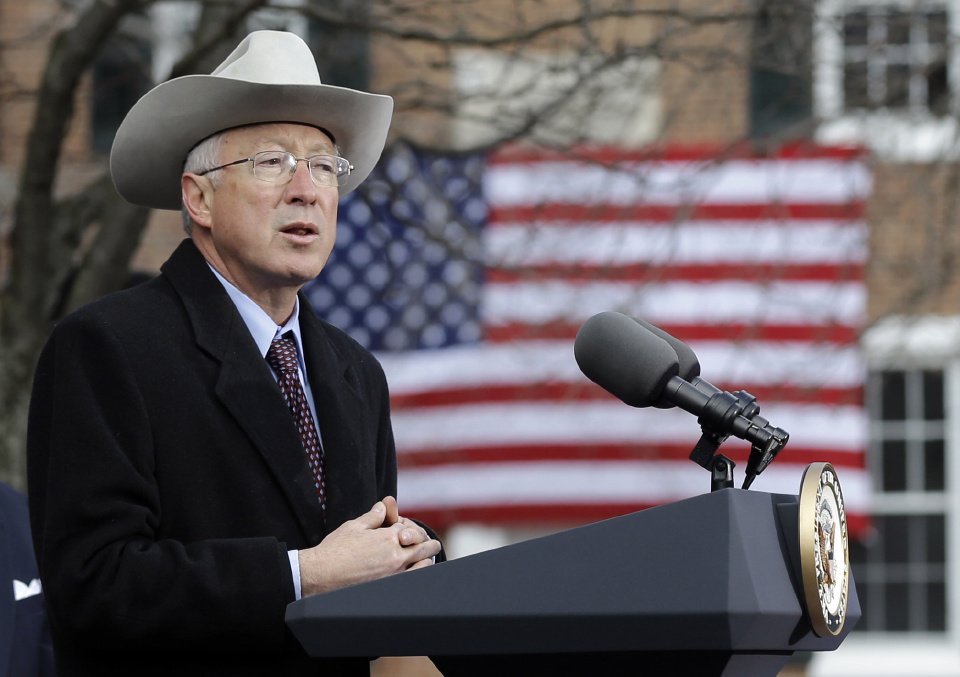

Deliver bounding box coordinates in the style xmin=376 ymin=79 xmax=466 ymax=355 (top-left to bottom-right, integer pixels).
xmin=266 ymin=333 xmax=326 ymax=509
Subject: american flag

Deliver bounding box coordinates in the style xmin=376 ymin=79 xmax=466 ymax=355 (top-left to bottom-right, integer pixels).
xmin=306 ymin=141 xmax=871 ymax=535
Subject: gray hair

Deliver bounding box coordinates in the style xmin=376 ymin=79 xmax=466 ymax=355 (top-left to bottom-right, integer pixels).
xmin=180 ymin=132 xmax=226 ymax=235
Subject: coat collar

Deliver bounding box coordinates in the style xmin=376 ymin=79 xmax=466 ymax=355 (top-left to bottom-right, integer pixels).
xmin=160 ymin=240 xmax=364 ymax=540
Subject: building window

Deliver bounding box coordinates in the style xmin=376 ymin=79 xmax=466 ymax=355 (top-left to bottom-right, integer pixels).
xmin=91 ymin=18 xmax=152 ymax=155
xmin=749 ymin=1 xmax=814 ymax=138
xmin=452 ymin=49 xmax=661 ymax=150
xmin=308 ymin=2 xmax=371 ymax=90
xmin=841 ymin=7 xmax=949 ymax=115
xmin=854 ymin=368 xmax=949 ymax=632
xmin=813 ymin=1 xmax=960 ymax=161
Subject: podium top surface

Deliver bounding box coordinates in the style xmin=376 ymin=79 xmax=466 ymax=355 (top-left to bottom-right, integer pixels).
xmin=286 ymin=489 xmax=860 ymax=658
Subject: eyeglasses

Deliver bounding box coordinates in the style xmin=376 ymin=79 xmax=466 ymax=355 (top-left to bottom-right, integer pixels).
xmin=197 ymin=150 xmax=353 ymax=188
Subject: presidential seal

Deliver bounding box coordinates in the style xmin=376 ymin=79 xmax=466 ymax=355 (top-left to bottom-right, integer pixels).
xmin=799 ymin=462 xmax=850 ymax=637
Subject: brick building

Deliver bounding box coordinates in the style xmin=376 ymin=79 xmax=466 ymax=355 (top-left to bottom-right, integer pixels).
xmin=2 ymin=1 xmax=958 ymax=674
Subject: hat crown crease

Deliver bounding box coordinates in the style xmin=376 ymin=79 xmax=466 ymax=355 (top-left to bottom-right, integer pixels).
xmin=213 ymin=31 xmax=323 ymax=86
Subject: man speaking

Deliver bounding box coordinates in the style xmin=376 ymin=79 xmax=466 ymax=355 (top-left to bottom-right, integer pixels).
xmin=27 ymin=30 xmax=440 ymax=676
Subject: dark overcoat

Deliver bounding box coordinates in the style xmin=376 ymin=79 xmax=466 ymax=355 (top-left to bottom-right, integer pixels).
xmin=27 ymin=240 xmax=396 ymax=675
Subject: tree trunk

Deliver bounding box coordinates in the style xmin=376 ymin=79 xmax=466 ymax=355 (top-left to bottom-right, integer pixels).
xmin=0 ymin=0 xmax=145 ymax=487
xmin=0 ymin=327 xmax=45 ymax=489
xmin=0 ymin=0 xmax=273 ymax=487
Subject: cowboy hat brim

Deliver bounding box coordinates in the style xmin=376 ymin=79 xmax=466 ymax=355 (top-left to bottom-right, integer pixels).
xmin=110 ymin=75 xmax=393 ymax=210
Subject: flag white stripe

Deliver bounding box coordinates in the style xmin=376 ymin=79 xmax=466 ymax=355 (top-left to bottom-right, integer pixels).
xmin=391 ymin=402 xmax=866 ymax=451
xmin=482 ymin=281 xmax=866 ymax=325
xmin=485 ymin=221 xmax=867 ymax=266
xmin=378 ymin=340 xmax=864 ymax=392
xmin=398 ymin=461 xmax=870 ymax=512
xmin=485 ymin=159 xmax=872 ymax=206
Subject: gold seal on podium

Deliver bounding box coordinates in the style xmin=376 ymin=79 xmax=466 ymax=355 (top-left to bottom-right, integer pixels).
xmin=799 ymin=462 xmax=850 ymax=637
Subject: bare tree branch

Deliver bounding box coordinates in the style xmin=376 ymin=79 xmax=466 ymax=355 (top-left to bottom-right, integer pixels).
xmin=6 ymin=0 xmax=152 ymax=324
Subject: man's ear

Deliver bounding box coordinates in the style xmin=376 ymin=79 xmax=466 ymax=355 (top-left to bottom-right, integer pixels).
xmin=181 ymin=174 xmax=214 ymax=229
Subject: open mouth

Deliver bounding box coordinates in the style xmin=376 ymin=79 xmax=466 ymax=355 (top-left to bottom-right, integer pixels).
xmin=281 ymin=222 xmax=318 ymax=237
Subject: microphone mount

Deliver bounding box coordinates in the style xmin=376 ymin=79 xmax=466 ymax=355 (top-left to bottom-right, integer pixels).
xmin=685 ymin=387 xmax=789 ymax=491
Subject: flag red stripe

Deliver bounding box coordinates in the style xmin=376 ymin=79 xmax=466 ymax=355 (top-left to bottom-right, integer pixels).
xmin=487 ymin=262 xmax=865 ymax=284
xmin=490 ymin=202 xmax=865 ymax=223
xmin=397 ymin=443 xmax=867 ymax=469
xmin=391 ymin=383 xmax=863 ymax=409
xmin=483 ymin=322 xmax=861 ymax=344
xmin=489 ymin=142 xmax=869 ymax=165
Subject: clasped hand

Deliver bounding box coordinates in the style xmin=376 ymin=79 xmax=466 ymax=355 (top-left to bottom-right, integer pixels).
xmin=298 ymin=496 xmax=441 ymax=596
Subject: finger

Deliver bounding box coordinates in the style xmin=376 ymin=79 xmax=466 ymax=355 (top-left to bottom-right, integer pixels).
xmin=398 ymin=527 xmax=428 ymax=546
xmin=381 ymin=496 xmax=399 ymax=525
xmin=404 ymin=539 xmax=441 ymax=566
xmin=396 ymin=517 xmax=429 ymax=540
xmin=411 ymin=539 xmax=442 ymax=562
xmin=407 ymin=558 xmax=435 ymax=571
xmin=354 ymin=500 xmax=387 ymax=529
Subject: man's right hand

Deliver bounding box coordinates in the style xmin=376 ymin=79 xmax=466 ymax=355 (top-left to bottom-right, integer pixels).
xmin=298 ymin=498 xmax=441 ymax=597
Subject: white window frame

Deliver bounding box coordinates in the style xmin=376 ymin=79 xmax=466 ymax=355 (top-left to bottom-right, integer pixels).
xmin=814 ymin=0 xmax=960 ymax=162
xmin=810 ymin=315 xmax=960 ymax=676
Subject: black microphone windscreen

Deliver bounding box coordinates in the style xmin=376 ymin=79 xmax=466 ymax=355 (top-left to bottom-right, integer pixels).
xmin=574 ymin=311 xmax=680 ymax=407
xmin=634 ymin=319 xmax=701 ymax=381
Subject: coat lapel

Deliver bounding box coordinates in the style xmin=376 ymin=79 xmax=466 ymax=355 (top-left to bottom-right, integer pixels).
xmin=298 ymin=307 xmax=370 ymax=531
xmin=160 ymin=240 xmax=326 ymax=541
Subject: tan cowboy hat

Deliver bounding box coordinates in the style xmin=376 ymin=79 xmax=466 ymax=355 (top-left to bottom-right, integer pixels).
xmin=110 ymin=30 xmax=394 ymax=210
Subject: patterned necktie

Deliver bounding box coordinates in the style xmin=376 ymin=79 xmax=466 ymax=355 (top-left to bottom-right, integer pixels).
xmin=266 ymin=333 xmax=326 ymax=509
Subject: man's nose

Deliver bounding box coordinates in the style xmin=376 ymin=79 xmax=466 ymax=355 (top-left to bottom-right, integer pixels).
xmin=284 ymin=161 xmax=319 ymax=203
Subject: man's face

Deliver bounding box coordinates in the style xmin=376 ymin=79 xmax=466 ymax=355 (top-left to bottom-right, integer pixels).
xmin=190 ymin=123 xmax=340 ymax=302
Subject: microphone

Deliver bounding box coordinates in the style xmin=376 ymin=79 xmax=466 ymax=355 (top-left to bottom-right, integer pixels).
xmin=573 ymin=311 xmax=680 ymax=408
xmin=634 ymin=317 xmax=763 ymax=422
xmin=574 ymin=311 xmax=789 ymax=488
xmin=633 ymin=318 xmax=701 ymax=382
xmin=625 ymin=318 xmax=787 ymax=485
xmin=632 ymin=318 xmax=700 ymax=409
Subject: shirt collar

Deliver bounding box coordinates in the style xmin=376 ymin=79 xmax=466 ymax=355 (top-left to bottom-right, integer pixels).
xmin=207 ymin=264 xmax=306 ymax=369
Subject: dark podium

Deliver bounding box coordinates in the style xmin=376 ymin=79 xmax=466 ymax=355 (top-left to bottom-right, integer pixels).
xmin=286 ymin=488 xmax=859 ymax=676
